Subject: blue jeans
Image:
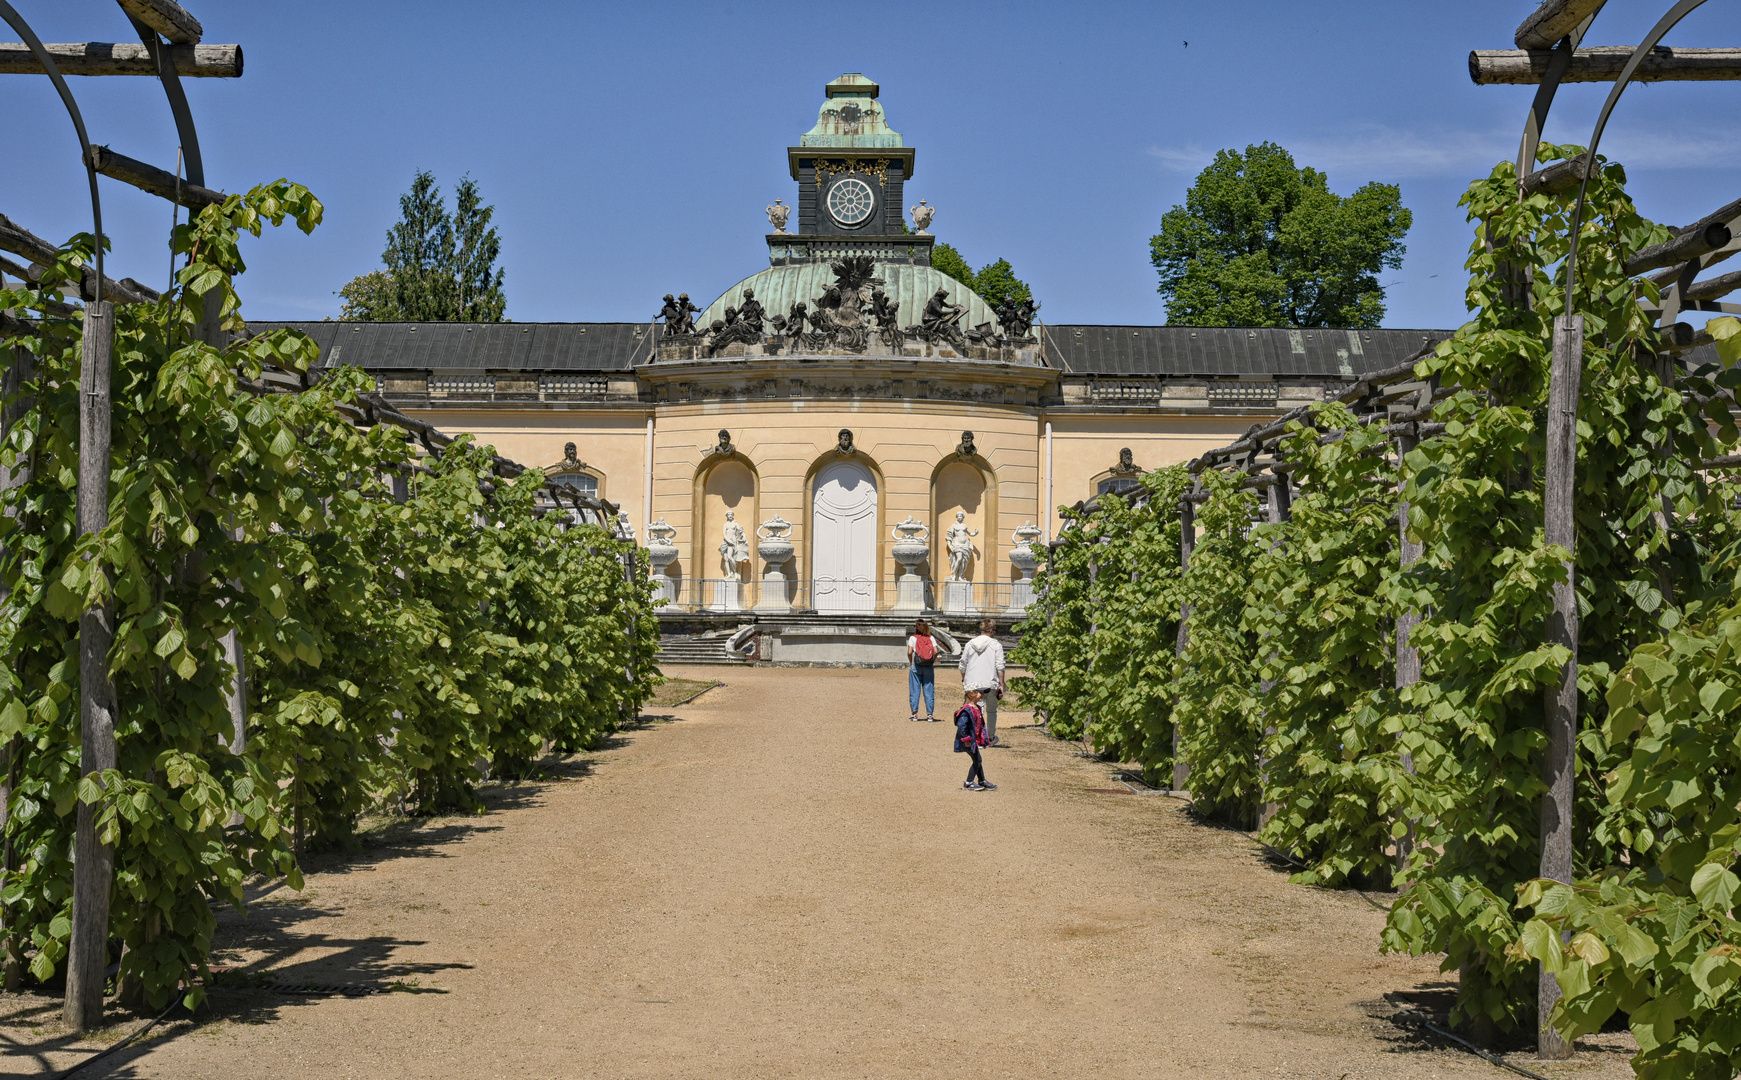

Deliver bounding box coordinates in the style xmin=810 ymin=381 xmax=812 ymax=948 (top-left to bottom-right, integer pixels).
xmin=909 ymin=664 xmax=935 ymax=715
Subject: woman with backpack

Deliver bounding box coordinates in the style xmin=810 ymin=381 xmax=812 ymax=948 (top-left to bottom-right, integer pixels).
xmin=907 ymin=618 xmax=941 ymax=722
xmin=953 ymin=688 xmax=995 ymax=791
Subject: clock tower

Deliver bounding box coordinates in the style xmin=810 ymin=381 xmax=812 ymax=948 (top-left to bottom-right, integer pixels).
xmin=789 ymin=74 xmax=916 ymax=238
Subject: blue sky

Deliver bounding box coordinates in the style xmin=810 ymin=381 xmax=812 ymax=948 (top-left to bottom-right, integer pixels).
xmin=3 ymin=1 xmax=1736 ymax=330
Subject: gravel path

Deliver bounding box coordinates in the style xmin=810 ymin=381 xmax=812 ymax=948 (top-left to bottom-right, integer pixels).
xmin=2 ymin=665 xmax=1636 ymax=1078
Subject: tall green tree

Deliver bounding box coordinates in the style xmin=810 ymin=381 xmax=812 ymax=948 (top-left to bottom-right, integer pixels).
xmin=1150 ymin=142 xmax=1410 ymax=327
xmin=930 ymin=242 xmax=1032 ymax=309
xmin=972 ymin=258 xmax=1032 ymax=310
xmin=339 ymin=171 xmax=506 ymax=321
xmin=932 ymin=241 xmax=977 ymax=291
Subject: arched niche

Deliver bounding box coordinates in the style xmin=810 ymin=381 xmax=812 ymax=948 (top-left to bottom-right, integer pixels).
xmin=931 ymin=456 xmax=997 ymax=583
xmin=693 ymin=456 xmax=757 ymax=583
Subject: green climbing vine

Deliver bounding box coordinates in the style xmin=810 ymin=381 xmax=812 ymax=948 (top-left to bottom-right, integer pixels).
xmin=0 ymin=180 xmax=657 ymax=1008
xmin=1013 ymin=143 xmax=1741 ymax=1070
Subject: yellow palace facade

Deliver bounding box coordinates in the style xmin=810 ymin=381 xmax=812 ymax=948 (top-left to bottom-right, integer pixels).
xmin=271 ymin=74 xmax=1443 ymax=661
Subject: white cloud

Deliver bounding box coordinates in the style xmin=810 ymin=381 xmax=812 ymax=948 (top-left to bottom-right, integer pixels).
xmin=1147 ymin=122 xmax=1741 ymax=181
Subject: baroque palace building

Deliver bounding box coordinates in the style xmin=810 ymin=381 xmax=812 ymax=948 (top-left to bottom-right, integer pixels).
xmin=269 ymin=74 xmax=1448 ymax=662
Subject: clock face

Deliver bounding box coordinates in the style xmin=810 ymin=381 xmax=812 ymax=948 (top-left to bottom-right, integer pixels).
xmin=826 ymin=177 xmax=876 ymax=227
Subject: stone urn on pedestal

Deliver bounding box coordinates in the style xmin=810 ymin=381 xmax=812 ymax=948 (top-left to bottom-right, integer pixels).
xmin=1006 ymin=521 xmax=1043 ymax=613
xmin=755 ymin=515 xmax=795 ymax=613
xmin=889 ymin=516 xmax=930 ymax=612
xmin=645 ymin=518 xmax=679 ymax=605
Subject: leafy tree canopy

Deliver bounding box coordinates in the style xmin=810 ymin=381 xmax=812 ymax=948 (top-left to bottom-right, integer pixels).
xmin=339 ymin=171 xmax=506 ymax=321
xmin=930 ymin=241 xmax=1032 ymax=310
xmin=1149 ymin=142 xmax=1411 ymax=327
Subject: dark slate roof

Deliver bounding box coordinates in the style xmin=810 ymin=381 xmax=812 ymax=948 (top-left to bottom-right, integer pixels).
xmin=250 ymin=322 xmax=659 ymax=372
xmin=1042 ymin=325 xmax=1453 ymax=378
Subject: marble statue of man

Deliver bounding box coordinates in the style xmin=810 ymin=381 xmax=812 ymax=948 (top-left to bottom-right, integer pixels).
xmin=719 ymin=510 xmax=750 ymax=578
xmin=944 ymin=510 xmax=978 ymax=580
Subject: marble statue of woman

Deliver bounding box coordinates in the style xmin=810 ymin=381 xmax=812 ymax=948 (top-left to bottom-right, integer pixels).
xmin=944 ymin=510 xmax=978 ymax=580
xmin=719 ymin=510 xmax=750 ymax=577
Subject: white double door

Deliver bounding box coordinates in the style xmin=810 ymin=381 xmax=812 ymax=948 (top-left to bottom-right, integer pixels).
xmin=811 ymin=460 xmax=877 ymax=613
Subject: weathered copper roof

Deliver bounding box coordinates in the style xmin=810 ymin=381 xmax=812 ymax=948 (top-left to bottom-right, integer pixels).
xmin=799 ymin=72 xmax=902 ymax=149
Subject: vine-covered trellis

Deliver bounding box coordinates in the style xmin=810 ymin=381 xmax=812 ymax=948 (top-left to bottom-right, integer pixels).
xmin=1017 ymin=1 xmax=1741 ymax=1072
xmin=1 ymin=0 xmax=657 ymax=1033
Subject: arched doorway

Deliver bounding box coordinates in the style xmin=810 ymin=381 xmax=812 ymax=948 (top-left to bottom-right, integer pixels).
xmin=811 ymin=459 xmax=877 ymax=613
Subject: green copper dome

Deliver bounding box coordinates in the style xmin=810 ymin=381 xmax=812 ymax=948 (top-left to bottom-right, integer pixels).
xmin=699 ymin=262 xmax=995 ymax=339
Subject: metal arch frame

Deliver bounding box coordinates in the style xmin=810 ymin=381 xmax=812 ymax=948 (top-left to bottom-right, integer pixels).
xmin=0 ymin=1 xmax=214 ymax=302
xmin=124 ymin=13 xmax=204 ymax=187
xmin=0 ymin=0 xmax=104 ymax=301
xmin=1514 ymin=8 xmax=1602 ymax=182
xmin=1563 ymin=0 xmax=1715 ymax=303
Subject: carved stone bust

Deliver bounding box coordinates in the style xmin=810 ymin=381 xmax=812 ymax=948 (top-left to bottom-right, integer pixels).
xmin=714 ymin=429 xmax=734 ymax=457
xmin=836 ymin=428 xmax=855 ymax=456
xmin=1111 ymin=447 xmax=1138 ymax=475
xmin=562 ymin=441 xmax=580 ymax=466
xmin=956 ymin=430 xmax=975 ymax=459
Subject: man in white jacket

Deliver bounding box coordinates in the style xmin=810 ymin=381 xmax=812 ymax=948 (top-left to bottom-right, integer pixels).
xmin=959 ymin=619 xmax=1007 ymax=746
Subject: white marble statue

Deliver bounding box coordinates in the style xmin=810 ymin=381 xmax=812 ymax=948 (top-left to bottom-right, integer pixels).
xmin=909 ymin=200 xmax=934 ymax=235
xmin=616 ymin=511 xmax=636 ymax=542
xmin=944 ymin=510 xmax=978 ymax=580
xmin=718 ymin=510 xmax=751 ymax=577
xmin=766 ymin=199 xmax=791 ymax=234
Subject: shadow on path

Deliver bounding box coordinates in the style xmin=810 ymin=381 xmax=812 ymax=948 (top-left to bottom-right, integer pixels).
xmin=0 ymin=723 xmax=683 ymax=1077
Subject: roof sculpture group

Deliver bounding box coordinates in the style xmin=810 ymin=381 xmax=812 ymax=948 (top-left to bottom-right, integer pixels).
xmin=658 ymin=255 xmax=1039 ymax=357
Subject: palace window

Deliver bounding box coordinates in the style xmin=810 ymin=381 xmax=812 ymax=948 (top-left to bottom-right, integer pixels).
xmin=547 ymin=471 xmax=598 ymax=499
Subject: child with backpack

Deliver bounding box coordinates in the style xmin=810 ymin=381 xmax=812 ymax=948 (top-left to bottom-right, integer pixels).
xmin=953 ymin=689 xmax=995 ymax=791
xmin=907 ymin=618 xmax=941 ymax=722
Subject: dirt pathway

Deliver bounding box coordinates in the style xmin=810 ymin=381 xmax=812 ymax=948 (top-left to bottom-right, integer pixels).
xmin=3 ymin=665 xmax=1634 ymax=1078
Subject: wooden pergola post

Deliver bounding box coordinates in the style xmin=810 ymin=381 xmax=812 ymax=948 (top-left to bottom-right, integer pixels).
xmin=1173 ymin=495 xmax=1194 ymax=793
xmin=64 ymin=301 xmax=117 ymax=1031
xmin=1537 ymin=313 xmax=1584 ymax=1060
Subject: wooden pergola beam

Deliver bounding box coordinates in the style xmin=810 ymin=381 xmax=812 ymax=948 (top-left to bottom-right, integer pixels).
xmin=0 ymin=214 xmax=159 ymax=305
xmin=1470 ymin=46 xmax=1741 ymax=85
xmin=0 ymin=41 xmax=241 ymax=77
xmin=1625 ymin=198 xmax=1741 ymax=277
xmin=1686 ymin=269 xmax=1741 ymax=303
xmin=115 ymin=0 xmax=202 ymax=44
xmin=1520 ymin=153 xmax=1594 ymax=196
xmin=1515 ymin=0 xmax=1607 ymax=50
xmin=88 ymin=146 xmax=225 ymax=210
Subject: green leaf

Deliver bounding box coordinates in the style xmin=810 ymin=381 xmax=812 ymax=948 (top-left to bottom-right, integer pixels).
xmin=1520 ymin=919 xmax=1566 ymax=971
xmin=0 ymin=698 xmax=25 ymax=739
xmin=1567 ymin=931 xmax=1610 ymax=965
xmin=154 ymin=628 xmax=185 ymax=659
xmin=1709 ymin=315 xmax=1741 ymax=367
xmin=1693 ymin=863 xmax=1739 ymax=914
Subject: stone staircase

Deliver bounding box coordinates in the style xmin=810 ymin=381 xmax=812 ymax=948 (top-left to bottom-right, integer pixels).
xmin=656 ymin=634 xmax=753 ymax=666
